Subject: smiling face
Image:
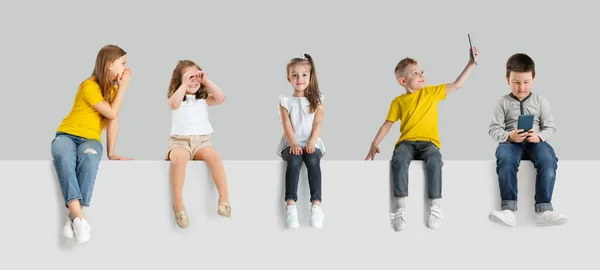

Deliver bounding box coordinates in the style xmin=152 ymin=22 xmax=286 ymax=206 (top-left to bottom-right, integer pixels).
xmin=398 ymin=63 xmax=426 ymax=91
xmin=287 ymin=63 xmax=311 ymax=93
xmin=182 ymin=66 xmax=201 ymax=94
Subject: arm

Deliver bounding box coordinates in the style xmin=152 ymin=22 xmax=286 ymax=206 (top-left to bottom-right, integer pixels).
xmin=92 ymin=68 xmax=131 ymax=120
xmin=488 ymin=100 xmax=510 ymax=142
xmin=106 ymin=116 xmax=118 ymax=158
xmin=307 ymin=105 xmax=324 ymax=147
xmin=445 ymin=62 xmax=477 ymax=94
xmin=537 ymin=98 xmax=557 ymax=142
xmin=371 ymin=120 xmax=394 ymax=146
xmin=93 ymin=88 xmax=126 ymax=120
xmin=365 ymin=120 xmax=394 ymax=160
xmin=279 ymin=104 xmax=299 ymax=147
xmin=168 ymin=84 xmax=187 ymax=110
xmin=446 ymin=47 xmax=479 ymax=94
xmin=204 ymin=79 xmax=227 ymax=106
xmin=105 ymin=116 xmax=132 ymax=160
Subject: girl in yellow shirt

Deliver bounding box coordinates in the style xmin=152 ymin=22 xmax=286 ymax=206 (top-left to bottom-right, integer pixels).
xmin=51 ymin=44 xmax=132 ymax=244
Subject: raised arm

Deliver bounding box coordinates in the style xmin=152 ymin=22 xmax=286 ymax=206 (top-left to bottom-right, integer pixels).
xmin=203 ymin=76 xmax=227 ymax=106
xmin=168 ymin=84 xmax=187 ymax=110
xmin=91 ymin=68 xmax=131 ymax=120
xmin=445 ymin=47 xmax=479 ymax=94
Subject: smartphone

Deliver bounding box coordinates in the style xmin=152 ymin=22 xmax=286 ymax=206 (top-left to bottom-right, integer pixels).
xmin=517 ymin=114 xmax=534 ymax=134
xmin=468 ymin=34 xmax=477 ymax=65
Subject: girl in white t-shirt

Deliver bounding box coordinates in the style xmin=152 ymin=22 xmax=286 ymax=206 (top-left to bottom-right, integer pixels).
xmin=277 ymin=53 xmax=326 ymax=229
xmin=165 ymin=60 xmax=231 ymax=228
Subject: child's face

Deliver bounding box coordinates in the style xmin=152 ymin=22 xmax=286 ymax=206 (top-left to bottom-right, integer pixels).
xmin=287 ymin=64 xmax=311 ymax=92
xmin=507 ymin=71 xmax=534 ymax=100
xmin=108 ymin=55 xmax=127 ymax=80
xmin=399 ymin=64 xmax=426 ymax=90
xmin=182 ymin=66 xmax=201 ymax=94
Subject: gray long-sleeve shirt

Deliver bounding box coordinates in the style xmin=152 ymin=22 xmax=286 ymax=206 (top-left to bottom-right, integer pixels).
xmin=488 ymin=92 xmax=556 ymax=142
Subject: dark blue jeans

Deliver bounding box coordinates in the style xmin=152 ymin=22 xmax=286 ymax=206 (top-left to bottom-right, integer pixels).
xmin=51 ymin=132 xmax=103 ymax=208
xmin=281 ymin=147 xmax=323 ymax=202
xmin=391 ymin=141 xmax=443 ymax=199
xmin=495 ymin=141 xmax=558 ymax=212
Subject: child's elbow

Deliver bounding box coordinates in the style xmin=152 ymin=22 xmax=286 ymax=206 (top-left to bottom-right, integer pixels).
xmin=168 ymin=100 xmax=181 ymax=110
xmin=217 ymin=93 xmax=227 ymax=103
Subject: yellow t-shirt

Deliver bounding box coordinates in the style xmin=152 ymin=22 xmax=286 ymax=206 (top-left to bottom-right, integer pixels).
xmin=56 ymin=78 xmax=117 ymax=142
xmin=386 ymin=84 xmax=447 ymax=149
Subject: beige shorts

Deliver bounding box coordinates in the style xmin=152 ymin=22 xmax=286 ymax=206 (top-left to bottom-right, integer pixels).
xmin=166 ymin=134 xmax=213 ymax=160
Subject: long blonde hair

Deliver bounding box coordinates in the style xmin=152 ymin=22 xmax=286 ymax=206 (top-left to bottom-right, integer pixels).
xmin=91 ymin=45 xmax=127 ymax=102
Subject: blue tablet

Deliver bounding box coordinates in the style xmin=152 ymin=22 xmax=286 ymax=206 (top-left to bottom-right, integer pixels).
xmin=517 ymin=114 xmax=534 ymax=133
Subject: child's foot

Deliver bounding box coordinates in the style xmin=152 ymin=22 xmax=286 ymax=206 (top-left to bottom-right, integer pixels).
xmin=426 ymin=205 xmax=443 ymax=230
xmin=390 ymin=207 xmax=407 ymax=231
xmin=62 ymin=215 xmax=74 ymax=239
xmin=534 ymin=211 xmax=567 ymax=227
xmin=173 ymin=206 xmax=189 ymax=228
xmin=217 ymin=201 xmax=231 ymax=219
xmin=489 ymin=210 xmax=516 ymax=226
xmin=309 ymin=205 xmax=324 ymax=228
xmin=285 ymin=205 xmax=299 ymax=229
xmin=72 ymin=217 xmax=91 ymax=244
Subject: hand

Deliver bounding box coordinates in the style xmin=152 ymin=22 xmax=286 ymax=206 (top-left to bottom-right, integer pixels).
xmin=469 ymin=46 xmax=480 ymax=65
xmin=109 ymin=155 xmax=133 ymax=160
xmin=365 ymin=143 xmax=380 ymax=160
xmin=508 ymin=129 xmax=528 ymax=143
xmin=304 ymin=143 xmax=316 ymax=154
xmin=182 ymin=69 xmax=197 ymax=90
xmin=290 ymin=144 xmax=303 ymax=155
xmin=197 ymin=70 xmax=207 ymax=84
xmin=526 ymin=129 xmax=541 ymax=143
xmin=117 ymin=68 xmax=132 ymax=89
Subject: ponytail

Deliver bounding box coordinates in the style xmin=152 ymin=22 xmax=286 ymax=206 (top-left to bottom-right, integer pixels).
xmin=302 ymin=53 xmax=322 ymax=113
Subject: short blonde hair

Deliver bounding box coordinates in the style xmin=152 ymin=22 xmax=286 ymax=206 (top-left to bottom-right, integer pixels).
xmin=394 ymin=57 xmax=418 ymax=77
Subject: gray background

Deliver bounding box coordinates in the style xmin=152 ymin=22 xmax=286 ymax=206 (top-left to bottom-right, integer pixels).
xmin=1 ymin=0 xmax=597 ymax=161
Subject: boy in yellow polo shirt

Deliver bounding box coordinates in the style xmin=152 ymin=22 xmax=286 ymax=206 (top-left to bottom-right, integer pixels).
xmin=366 ymin=47 xmax=480 ymax=231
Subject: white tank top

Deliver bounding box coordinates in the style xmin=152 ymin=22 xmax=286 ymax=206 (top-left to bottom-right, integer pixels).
xmin=170 ymin=95 xmax=214 ymax=135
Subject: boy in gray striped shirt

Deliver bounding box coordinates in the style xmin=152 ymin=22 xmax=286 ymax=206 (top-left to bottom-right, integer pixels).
xmin=488 ymin=53 xmax=567 ymax=227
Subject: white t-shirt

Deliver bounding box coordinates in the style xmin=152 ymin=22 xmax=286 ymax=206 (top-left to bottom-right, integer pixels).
xmin=276 ymin=94 xmax=326 ymax=157
xmin=170 ymin=95 xmax=214 ymax=135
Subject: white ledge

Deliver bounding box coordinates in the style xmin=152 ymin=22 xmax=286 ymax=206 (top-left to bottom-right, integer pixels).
xmin=0 ymin=160 xmax=592 ymax=269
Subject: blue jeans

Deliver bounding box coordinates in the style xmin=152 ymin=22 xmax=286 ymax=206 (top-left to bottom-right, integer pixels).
xmin=391 ymin=141 xmax=443 ymax=199
xmin=51 ymin=132 xmax=103 ymax=208
xmin=281 ymin=147 xmax=323 ymax=202
xmin=495 ymin=141 xmax=558 ymax=212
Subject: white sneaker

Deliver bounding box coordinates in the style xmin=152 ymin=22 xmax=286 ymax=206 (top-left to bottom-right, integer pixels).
xmin=534 ymin=211 xmax=568 ymax=227
xmin=426 ymin=205 xmax=443 ymax=230
xmin=309 ymin=205 xmax=325 ymax=228
xmin=285 ymin=205 xmax=299 ymax=229
xmin=489 ymin=210 xmax=516 ymax=226
xmin=72 ymin=217 xmax=91 ymax=244
xmin=62 ymin=215 xmax=74 ymax=239
xmin=390 ymin=208 xmax=407 ymax=231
